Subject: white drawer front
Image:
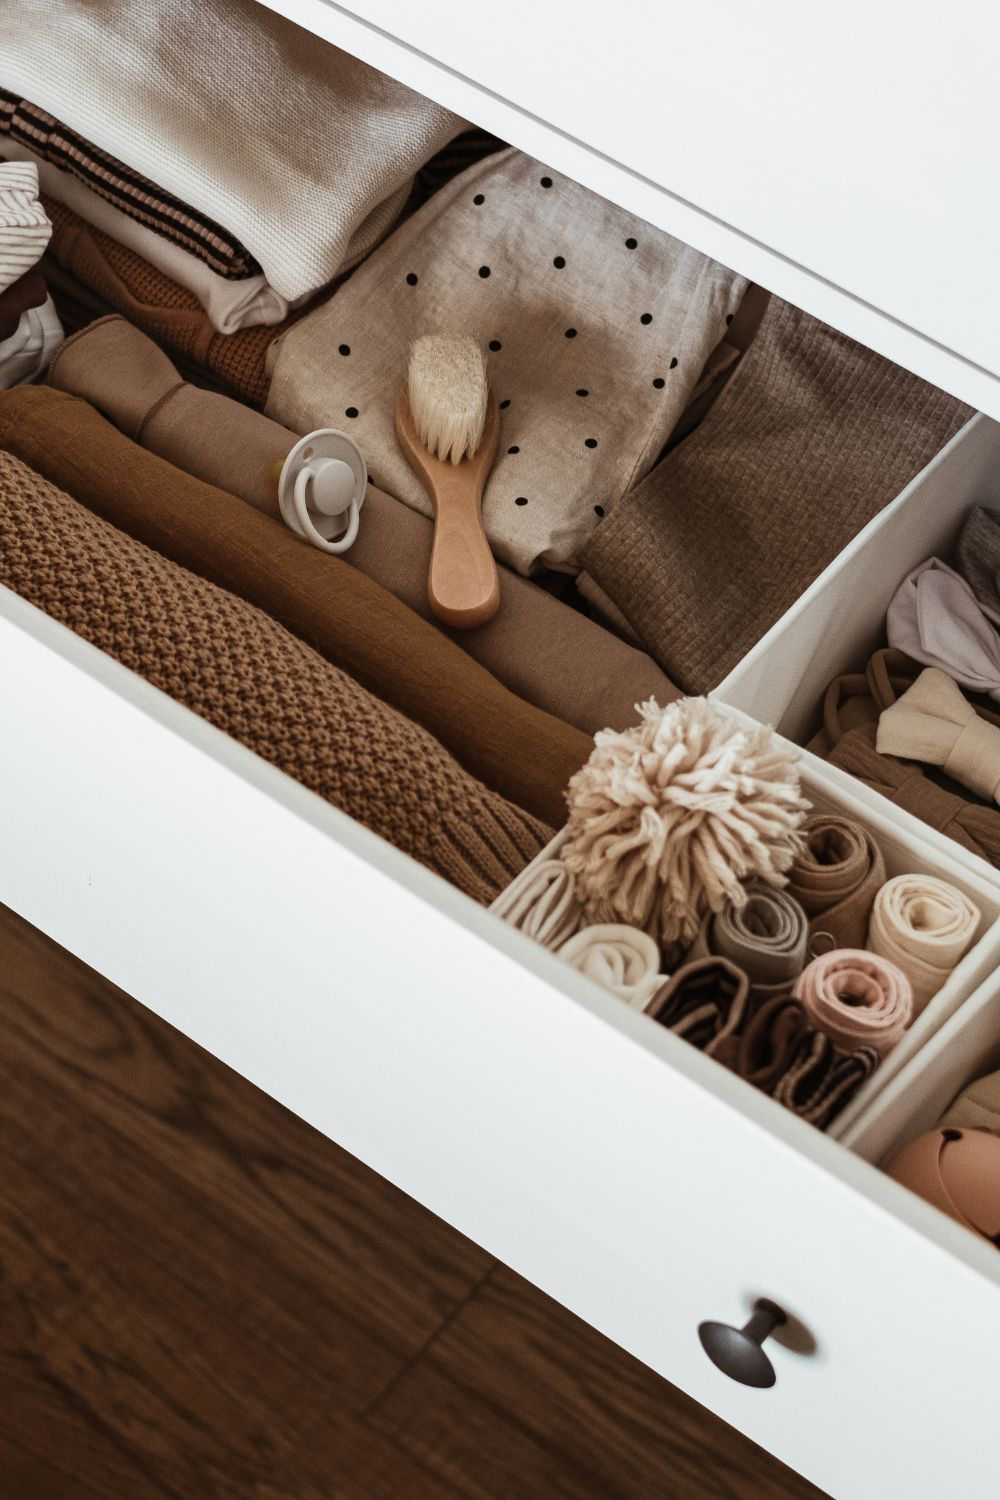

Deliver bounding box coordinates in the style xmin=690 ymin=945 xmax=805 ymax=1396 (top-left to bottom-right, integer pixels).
xmin=4 ymin=585 xmax=1000 ymax=1500
xmin=256 ymin=0 xmax=1000 ymax=421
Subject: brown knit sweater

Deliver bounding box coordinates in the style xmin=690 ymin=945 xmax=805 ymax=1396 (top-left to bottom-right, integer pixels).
xmin=0 ymin=450 xmax=550 ymax=903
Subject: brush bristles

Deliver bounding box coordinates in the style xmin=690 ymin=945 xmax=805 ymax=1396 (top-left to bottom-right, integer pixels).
xmin=407 ymin=333 xmax=488 ymax=464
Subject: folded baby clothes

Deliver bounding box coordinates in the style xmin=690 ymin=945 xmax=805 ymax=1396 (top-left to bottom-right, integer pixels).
xmin=0 ymin=293 xmax=61 ymax=388
xmin=877 ymin=668 xmax=1000 ymax=802
xmin=0 ymin=159 xmax=50 ymax=291
xmin=794 ymin=950 xmax=912 ymax=1055
xmin=939 ymin=1069 xmax=1000 ymax=1135
xmin=770 ymin=1031 xmax=881 ymax=1129
xmin=733 ymin=994 xmax=811 ymax=1093
xmin=0 ymin=267 xmax=46 ymax=340
xmin=867 ymin=873 xmax=980 ymax=1016
xmin=0 ymin=450 xmax=549 ymax=903
xmin=557 ymin=925 xmax=662 ymax=1009
xmin=786 ymin=814 xmax=886 ymax=953
xmin=0 ymin=384 xmax=591 ymax=827
xmin=265 ymin=146 xmax=748 ymax=575
xmin=581 ymin=295 xmax=972 ymax=692
xmin=3 ymin=0 xmax=463 ymax=298
xmin=48 ymin=317 xmax=682 ymax=736
xmin=491 ymin=858 xmax=583 ymax=950
xmin=645 ymin=957 xmax=751 ymax=1061
xmin=887 ymin=559 xmax=1000 ymax=701
xmin=686 ymin=883 xmax=809 ymax=1000
xmin=957 ymin=506 xmax=1000 ymax=627
xmin=3 ymin=136 xmax=289 ymax=333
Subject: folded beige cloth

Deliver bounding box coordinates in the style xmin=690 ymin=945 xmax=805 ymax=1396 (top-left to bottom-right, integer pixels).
xmin=939 ymin=1069 xmax=1000 ymax=1135
xmin=48 ymin=316 xmax=680 ymax=737
xmin=558 ymin=924 xmax=663 ymax=1009
xmin=490 ymin=858 xmax=583 ymax=950
xmin=266 ymin=146 xmax=748 ymax=575
xmin=877 ymin=667 xmax=1000 ymax=802
xmin=794 ymin=950 xmax=912 ymax=1055
xmin=867 ymin=873 xmax=980 ymax=1016
xmin=887 ymin=559 xmax=1000 ymax=702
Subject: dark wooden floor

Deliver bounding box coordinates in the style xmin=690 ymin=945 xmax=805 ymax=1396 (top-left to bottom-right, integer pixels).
xmin=0 ymin=904 xmax=828 ymax=1500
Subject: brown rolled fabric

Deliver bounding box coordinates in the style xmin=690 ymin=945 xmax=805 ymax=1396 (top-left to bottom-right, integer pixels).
xmin=581 ymin=295 xmax=971 ymax=693
xmin=786 ymin=813 xmax=886 ymax=952
xmin=734 ymin=994 xmax=810 ymax=1093
xmin=644 ymin=957 xmax=751 ymax=1061
xmin=0 ymin=384 xmax=591 ymax=827
xmin=0 ymin=451 xmax=549 ymax=904
xmin=771 ymin=1032 xmax=881 ymax=1129
xmin=810 ymin=668 xmax=1000 ymax=866
xmin=47 ymin=317 xmax=681 ymax=737
xmin=0 ymin=268 xmax=46 ymax=341
xmin=686 ymin=882 xmax=809 ymax=1000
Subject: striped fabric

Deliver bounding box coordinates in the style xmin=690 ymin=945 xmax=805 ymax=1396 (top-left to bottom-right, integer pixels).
xmin=0 ymin=160 xmax=50 ymax=292
xmin=0 ymin=90 xmax=260 ymax=280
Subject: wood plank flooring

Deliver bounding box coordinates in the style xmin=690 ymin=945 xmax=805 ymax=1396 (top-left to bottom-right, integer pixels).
xmin=0 ymin=904 xmax=828 ymax=1499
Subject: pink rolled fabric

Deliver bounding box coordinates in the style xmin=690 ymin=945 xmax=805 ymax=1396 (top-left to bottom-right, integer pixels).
xmin=793 ymin=949 xmax=913 ymax=1056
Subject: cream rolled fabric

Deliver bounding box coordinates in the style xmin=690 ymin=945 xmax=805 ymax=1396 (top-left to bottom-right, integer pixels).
xmin=794 ymin=950 xmax=913 ymax=1055
xmin=558 ymin=924 xmax=662 ymax=1009
xmin=877 ymin=668 xmax=1000 ymax=803
xmin=491 ymin=858 xmax=583 ymax=950
xmin=867 ymin=873 xmax=980 ymax=1015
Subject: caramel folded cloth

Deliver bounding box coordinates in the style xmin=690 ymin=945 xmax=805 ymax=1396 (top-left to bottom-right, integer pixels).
xmin=794 ymin=951 xmax=913 ymax=1055
xmin=771 ymin=1032 xmax=881 ymax=1129
xmin=580 ymin=294 xmax=971 ymax=692
xmin=877 ymin=668 xmax=1000 ymax=803
xmin=0 ymin=384 xmax=590 ymax=827
xmin=939 ymin=1069 xmax=1000 ymax=1135
xmin=810 ymin=662 xmax=1000 ymax=866
xmin=687 ymin=882 xmax=809 ymax=999
xmin=867 ymin=873 xmax=980 ymax=1016
xmin=787 ymin=814 xmax=886 ymax=953
xmin=557 ymin=925 xmax=662 ymax=1009
xmin=0 ymin=450 xmax=548 ymax=904
xmin=957 ymin=506 xmax=1000 ymax=627
xmin=47 ymin=317 xmax=680 ymax=736
xmin=887 ymin=559 xmax=1000 ymax=701
xmin=645 ymin=957 xmax=751 ymax=1061
xmin=491 ymin=859 xmax=582 ymax=950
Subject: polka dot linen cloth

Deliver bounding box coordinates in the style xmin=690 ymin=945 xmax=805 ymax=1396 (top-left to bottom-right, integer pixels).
xmin=265 ymin=148 xmax=749 ymax=576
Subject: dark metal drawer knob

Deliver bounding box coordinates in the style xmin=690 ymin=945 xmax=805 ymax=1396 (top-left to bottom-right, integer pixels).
xmin=698 ymin=1298 xmax=787 ymax=1388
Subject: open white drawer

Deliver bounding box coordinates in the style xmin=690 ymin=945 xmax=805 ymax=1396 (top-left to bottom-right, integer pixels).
xmin=5 ymin=569 xmax=1000 ymax=1500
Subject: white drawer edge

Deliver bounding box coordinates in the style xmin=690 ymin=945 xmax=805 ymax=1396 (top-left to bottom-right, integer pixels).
xmin=254 ymin=0 xmax=1000 ymax=418
xmin=1 ymin=580 xmax=998 ymax=1288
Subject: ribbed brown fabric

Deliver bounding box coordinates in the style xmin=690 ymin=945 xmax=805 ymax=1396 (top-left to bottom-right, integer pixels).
xmin=0 ymin=449 xmax=549 ymax=903
xmin=0 ymin=385 xmax=590 ymax=826
xmin=582 ymin=296 xmax=972 ymax=692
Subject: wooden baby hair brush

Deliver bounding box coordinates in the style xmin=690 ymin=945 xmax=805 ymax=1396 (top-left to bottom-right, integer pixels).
xmin=396 ymin=333 xmax=501 ymax=629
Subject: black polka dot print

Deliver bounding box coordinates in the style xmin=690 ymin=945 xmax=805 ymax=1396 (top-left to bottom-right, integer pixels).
xmin=652 ymin=377 xmax=665 ymax=389
xmin=515 ymin=496 xmax=528 ymax=506
xmin=345 ymin=406 xmax=358 ymax=418
xmin=564 ymin=327 xmax=577 ymax=339
xmin=670 ymin=356 xmax=678 ymax=369
xmin=584 ymin=437 xmax=598 ymax=449
xmin=489 ymin=339 xmax=502 ymax=352
xmin=553 ymin=255 xmax=566 ymax=268
xmin=499 ymin=399 xmax=511 ymax=409
xmin=406 ymin=272 xmax=418 ymax=286
xmin=576 ymin=389 xmax=589 ymax=397
xmin=594 ymin=505 xmax=605 ymax=517
xmin=338 ymin=343 xmax=350 ymax=356
xmin=507 ymin=445 xmax=520 ymax=454
xmin=640 ymin=312 xmax=653 ymax=325
xmin=478 ymin=265 xmax=491 ymax=278
xmin=473 ymin=193 xmax=485 ymax=205
xmin=625 ymin=237 xmax=637 ymax=250
xmin=540 ymin=176 xmax=553 ymax=188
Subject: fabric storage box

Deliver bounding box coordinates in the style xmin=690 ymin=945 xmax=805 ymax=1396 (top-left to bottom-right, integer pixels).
xmin=8 ymin=4 xmax=1000 ymax=1499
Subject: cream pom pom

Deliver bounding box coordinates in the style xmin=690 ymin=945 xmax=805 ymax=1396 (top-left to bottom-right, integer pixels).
xmin=560 ymin=698 xmax=810 ymax=952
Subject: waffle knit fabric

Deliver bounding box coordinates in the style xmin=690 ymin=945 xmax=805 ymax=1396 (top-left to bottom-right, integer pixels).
xmin=0 ymin=448 xmax=549 ymax=903
xmin=1 ymin=0 xmax=463 ymax=297
xmin=581 ymin=296 xmax=973 ymax=692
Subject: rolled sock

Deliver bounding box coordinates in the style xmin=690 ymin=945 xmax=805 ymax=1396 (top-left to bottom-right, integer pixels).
xmin=867 ymin=873 xmax=980 ymax=1015
xmin=771 ymin=1032 xmax=881 ymax=1128
xmin=794 ymin=950 xmax=912 ymax=1055
xmin=787 ymin=814 xmax=886 ymax=952
xmin=491 ymin=858 xmax=583 ymax=949
xmin=688 ymin=881 xmax=809 ymax=999
xmin=558 ymin=924 xmax=662 ymax=1009
xmin=734 ymin=994 xmax=810 ymax=1092
xmin=644 ymin=956 xmax=750 ymax=1060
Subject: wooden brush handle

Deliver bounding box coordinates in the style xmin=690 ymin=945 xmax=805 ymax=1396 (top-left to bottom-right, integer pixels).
xmin=396 ymin=392 xmax=501 ymax=630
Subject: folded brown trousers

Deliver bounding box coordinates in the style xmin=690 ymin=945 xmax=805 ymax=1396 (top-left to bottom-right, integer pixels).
xmin=47 ymin=317 xmax=679 ymax=737
xmin=0 ymin=384 xmax=591 ymax=827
